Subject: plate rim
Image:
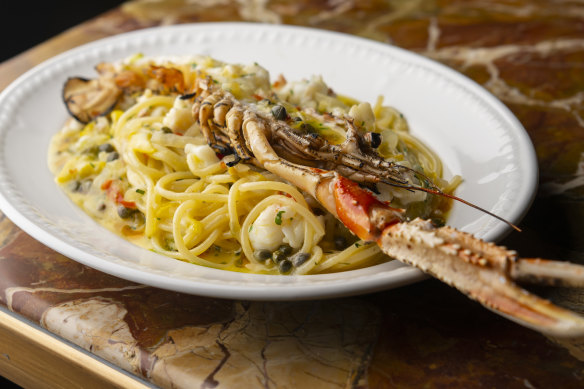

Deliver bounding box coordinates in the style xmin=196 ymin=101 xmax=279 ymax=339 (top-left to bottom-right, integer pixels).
xmin=0 ymin=22 xmax=538 ymax=300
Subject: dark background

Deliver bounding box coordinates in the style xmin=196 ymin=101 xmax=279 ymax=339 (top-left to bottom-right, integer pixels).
xmin=1 ymin=2 xmax=126 ymax=389
xmin=1 ymin=1 xmax=126 ymax=62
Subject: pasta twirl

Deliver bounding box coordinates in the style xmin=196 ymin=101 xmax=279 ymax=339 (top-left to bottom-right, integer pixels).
xmin=49 ymin=54 xmax=459 ymax=275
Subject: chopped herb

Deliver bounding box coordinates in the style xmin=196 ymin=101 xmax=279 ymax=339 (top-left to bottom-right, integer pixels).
xmin=191 ymin=63 xmax=198 ymax=69
xmin=136 ymin=189 xmax=145 ymax=195
xmin=89 ymin=162 xmax=95 ymax=168
xmin=275 ymin=210 xmax=285 ymax=225
xmin=354 ymin=242 xmax=361 ymax=248
xmin=249 ymin=224 xmax=253 ymax=232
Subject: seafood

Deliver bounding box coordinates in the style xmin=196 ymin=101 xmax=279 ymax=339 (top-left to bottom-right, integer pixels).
xmin=189 ymin=77 xmax=584 ymax=337
xmin=60 ymin=57 xmax=584 ymax=337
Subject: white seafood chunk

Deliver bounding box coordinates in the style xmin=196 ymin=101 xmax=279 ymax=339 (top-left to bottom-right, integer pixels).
xmin=349 ymin=102 xmax=376 ymax=131
xmin=185 ymin=144 xmax=219 ymax=169
xmin=163 ymin=97 xmax=197 ymax=133
xmin=249 ymin=205 xmax=304 ymax=251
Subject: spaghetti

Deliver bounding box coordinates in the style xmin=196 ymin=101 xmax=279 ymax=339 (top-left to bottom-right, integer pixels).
xmin=49 ymin=54 xmax=459 ymax=274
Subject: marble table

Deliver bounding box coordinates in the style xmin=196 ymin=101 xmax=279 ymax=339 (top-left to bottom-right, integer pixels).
xmin=1 ymin=1 xmax=584 ymax=388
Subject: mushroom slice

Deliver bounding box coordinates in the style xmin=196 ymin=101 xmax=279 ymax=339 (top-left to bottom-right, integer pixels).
xmin=62 ymin=77 xmax=121 ymax=124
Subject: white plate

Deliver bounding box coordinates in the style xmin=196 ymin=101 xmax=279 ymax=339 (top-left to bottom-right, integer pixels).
xmin=0 ymin=23 xmax=537 ymax=300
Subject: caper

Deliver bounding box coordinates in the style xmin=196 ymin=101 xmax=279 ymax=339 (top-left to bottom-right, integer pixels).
xmin=254 ymin=249 xmax=272 ymax=262
xmin=132 ymin=211 xmax=146 ymax=226
xmin=79 ymin=179 xmax=93 ymax=193
xmin=334 ymin=235 xmax=348 ymax=250
xmin=300 ymin=123 xmax=316 ymax=133
xmin=107 ymin=152 xmax=120 ymax=162
xmin=312 ymin=207 xmax=326 ymax=216
xmin=117 ymin=205 xmax=134 ymax=219
xmin=278 ymin=244 xmax=293 ymax=255
xmin=98 ymin=143 xmax=115 ymax=153
xmin=70 ymin=180 xmax=81 ymax=192
xmin=272 ymin=250 xmax=287 ymax=263
xmin=271 ymin=105 xmax=287 ymax=121
xmin=278 ymin=259 xmax=293 ymax=274
xmin=291 ymin=252 xmax=310 ymax=267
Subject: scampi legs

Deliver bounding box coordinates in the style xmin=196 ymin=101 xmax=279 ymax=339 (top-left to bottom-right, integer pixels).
xmin=191 ymin=79 xmax=584 ymax=337
xmin=63 ymin=62 xmax=584 ymax=337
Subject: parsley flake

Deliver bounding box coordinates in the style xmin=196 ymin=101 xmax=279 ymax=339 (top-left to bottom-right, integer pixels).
xmin=275 ymin=210 xmax=285 ymax=225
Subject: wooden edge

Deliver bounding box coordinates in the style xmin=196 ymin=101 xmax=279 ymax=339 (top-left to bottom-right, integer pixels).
xmin=0 ymin=308 xmax=151 ymax=389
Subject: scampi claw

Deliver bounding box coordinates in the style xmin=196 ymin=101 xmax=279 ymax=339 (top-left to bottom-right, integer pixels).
xmin=63 ymin=60 xmax=584 ymax=337
xmin=190 ymin=79 xmax=584 ymax=337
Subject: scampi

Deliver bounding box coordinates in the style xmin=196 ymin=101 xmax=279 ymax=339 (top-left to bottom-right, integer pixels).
xmin=58 ymin=55 xmax=584 ymax=337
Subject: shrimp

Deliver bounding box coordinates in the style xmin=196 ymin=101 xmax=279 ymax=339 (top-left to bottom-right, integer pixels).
xmin=63 ymin=61 xmax=584 ymax=337
xmin=189 ymin=78 xmax=584 ymax=337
